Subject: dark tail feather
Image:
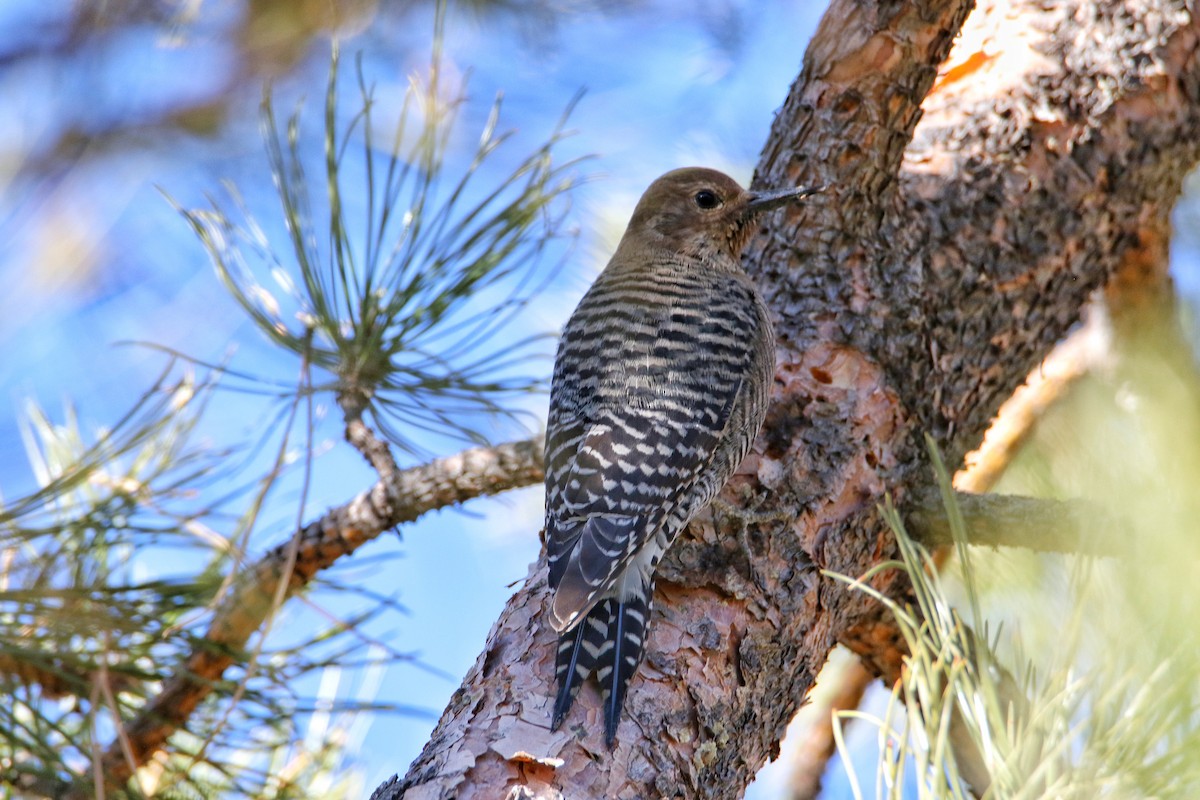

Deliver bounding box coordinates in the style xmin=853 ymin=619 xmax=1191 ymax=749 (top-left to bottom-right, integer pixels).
xmin=597 ymin=593 xmax=650 ymax=747
xmin=552 ymin=602 xmax=612 ymax=730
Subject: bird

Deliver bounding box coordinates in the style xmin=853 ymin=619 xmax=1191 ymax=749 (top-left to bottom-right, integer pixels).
xmin=543 ymin=166 xmax=820 ymax=746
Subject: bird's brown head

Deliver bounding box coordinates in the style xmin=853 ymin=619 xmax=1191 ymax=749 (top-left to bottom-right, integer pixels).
xmin=615 ymin=167 xmax=820 ymax=266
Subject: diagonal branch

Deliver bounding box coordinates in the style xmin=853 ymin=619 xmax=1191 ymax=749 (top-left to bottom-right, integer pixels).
xmin=88 ymin=435 xmax=544 ymax=794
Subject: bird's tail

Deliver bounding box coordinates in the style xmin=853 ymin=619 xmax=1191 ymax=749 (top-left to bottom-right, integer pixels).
xmin=551 ymin=589 xmax=651 ymax=747
xmin=551 ymin=602 xmax=608 ymax=731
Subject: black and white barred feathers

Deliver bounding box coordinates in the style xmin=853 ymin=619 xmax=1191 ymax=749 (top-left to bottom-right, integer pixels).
xmin=544 ymin=167 xmax=819 ymax=746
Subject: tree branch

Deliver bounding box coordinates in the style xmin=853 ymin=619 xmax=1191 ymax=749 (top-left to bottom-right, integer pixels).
xmin=339 ymin=386 xmax=401 ymax=484
xmin=89 ymin=435 xmax=544 ymax=793
xmin=381 ymin=1 xmax=1200 ymax=798
xmin=784 ymin=649 xmax=874 ymax=800
xmin=0 ymin=653 xmax=137 ymax=701
xmin=907 ymin=491 xmax=1128 ymax=557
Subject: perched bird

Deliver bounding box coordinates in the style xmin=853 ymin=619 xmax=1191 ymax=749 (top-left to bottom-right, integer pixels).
xmin=544 ymin=167 xmax=820 ymax=745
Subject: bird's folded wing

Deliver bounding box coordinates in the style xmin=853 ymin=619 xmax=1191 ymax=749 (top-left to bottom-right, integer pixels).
xmin=545 ymin=406 xmax=720 ymax=628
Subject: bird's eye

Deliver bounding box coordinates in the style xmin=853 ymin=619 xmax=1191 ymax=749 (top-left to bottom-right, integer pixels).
xmin=693 ymin=190 xmax=720 ymax=209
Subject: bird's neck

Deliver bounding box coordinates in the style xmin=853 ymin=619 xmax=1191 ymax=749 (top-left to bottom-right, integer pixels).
xmin=610 ymin=235 xmax=742 ymax=276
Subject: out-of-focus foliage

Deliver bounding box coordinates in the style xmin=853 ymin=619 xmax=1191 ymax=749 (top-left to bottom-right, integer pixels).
xmin=0 ymin=0 xmax=598 ymax=181
xmin=0 ymin=368 xmax=397 ymax=797
xmin=828 ymin=317 xmax=1200 ymax=799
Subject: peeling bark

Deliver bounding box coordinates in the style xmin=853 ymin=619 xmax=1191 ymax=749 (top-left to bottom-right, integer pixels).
xmin=379 ymin=1 xmax=1200 ymax=798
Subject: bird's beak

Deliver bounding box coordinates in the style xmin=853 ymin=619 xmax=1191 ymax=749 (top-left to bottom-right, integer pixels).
xmin=745 ymin=184 xmax=825 ymax=214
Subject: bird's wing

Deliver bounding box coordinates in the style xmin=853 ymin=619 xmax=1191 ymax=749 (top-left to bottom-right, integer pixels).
xmin=545 ymin=376 xmax=745 ymax=631
xmin=545 ymin=411 xmax=714 ymax=606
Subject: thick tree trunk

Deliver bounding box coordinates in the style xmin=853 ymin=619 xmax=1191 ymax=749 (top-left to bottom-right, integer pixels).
xmin=375 ymin=1 xmax=1200 ymax=797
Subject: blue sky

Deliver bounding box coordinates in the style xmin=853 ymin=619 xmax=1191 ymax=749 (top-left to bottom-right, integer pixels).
xmin=1 ymin=2 xmax=1198 ymax=798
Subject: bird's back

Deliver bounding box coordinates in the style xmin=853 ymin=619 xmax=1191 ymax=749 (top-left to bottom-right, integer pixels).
xmin=545 ymin=253 xmax=773 ymax=628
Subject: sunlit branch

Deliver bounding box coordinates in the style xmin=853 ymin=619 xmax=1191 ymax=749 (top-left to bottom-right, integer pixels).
xmin=339 ymin=387 xmax=401 ymax=482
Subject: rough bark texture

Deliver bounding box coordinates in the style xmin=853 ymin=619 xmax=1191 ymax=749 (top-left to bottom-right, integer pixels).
xmin=379 ymin=1 xmax=1200 ymax=798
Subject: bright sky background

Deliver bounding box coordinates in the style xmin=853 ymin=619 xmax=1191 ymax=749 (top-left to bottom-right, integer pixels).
xmin=1 ymin=2 xmax=1197 ymax=797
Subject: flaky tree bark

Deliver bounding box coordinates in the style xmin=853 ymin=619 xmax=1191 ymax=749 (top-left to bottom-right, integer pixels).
xmin=377 ymin=1 xmax=1200 ymax=797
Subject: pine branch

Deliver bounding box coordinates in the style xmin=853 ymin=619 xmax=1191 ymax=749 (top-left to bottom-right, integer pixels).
xmin=84 ymin=435 xmax=544 ymax=795
xmin=342 ymin=398 xmax=401 ymax=484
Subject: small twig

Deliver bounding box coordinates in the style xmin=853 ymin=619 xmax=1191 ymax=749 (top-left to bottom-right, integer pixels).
xmin=786 ymin=649 xmax=873 ymax=800
xmin=89 ymin=680 xmax=108 ymax=800
xmin=339 ymin=388 xmax=400 ymax=483
xmin=345 ymin=413 xmax=400 ymax=482
xmin=97 ymin=638 xmax=138 ymax=793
